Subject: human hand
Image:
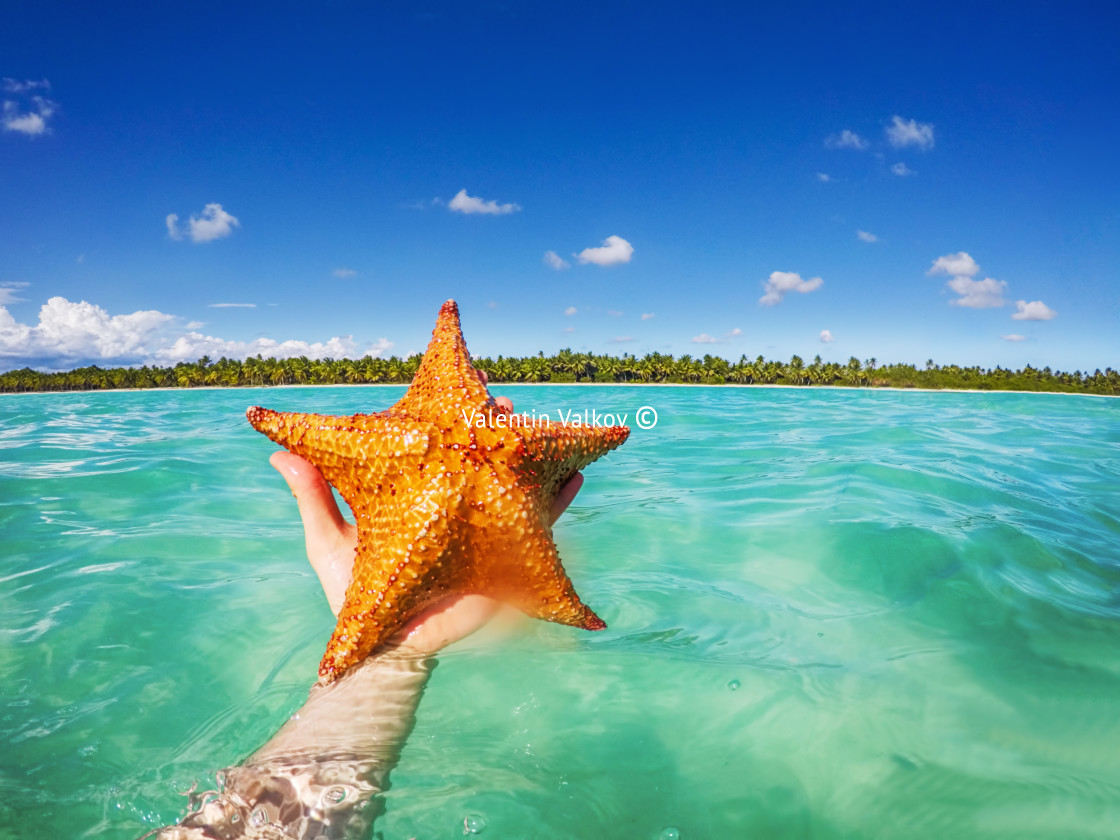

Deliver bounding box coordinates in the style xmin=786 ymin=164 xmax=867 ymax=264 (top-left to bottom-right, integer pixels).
xmin=268 ymin=392 xmax=584 ymax=657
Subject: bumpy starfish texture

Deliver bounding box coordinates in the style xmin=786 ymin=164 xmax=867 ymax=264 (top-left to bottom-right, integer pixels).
xmin=247 ymin=300 xmax=629 ymax=684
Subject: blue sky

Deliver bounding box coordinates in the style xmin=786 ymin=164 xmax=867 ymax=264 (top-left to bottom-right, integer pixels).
xmin=1 ymin=1 xmax=1117 ymax=373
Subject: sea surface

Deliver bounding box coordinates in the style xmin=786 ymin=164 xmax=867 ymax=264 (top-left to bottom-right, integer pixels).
xmin=1 ymin=385 xmax=1119 ymax=839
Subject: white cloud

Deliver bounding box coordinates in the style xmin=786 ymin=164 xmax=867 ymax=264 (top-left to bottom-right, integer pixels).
xmin=1002 ymin=334 xmax=1027 ymax=342
xmin=891 ymin=162 xmax=915 ymax=176
xmin=208 ymin=302 xmax=256 ymax=308
xmin=725 ymin=327 xmax=742 ymax=337
xmin=575 ymin=235 xmax=634 ymax=266
xmin=333 ymin=267 xmax=357 ymax=278
xmin=152 ymin=332 xmax=382 ymax=365
xmin=447 ymin=189 xmax=520 ymax=215
xmin=3 ymin=96 xmax=58 ymax=136
xmin=825 ymin=130 xmax=868 ymax=150
xmin=816 ymin=172 xmax=831 ymax=182
xmin=759 ymin=270 xmax=823 ymax=306
xmin=0 ymin=282 xmax=30 ymax=305
xmin=0 ymin=295 xmax=391 ymax=370
xmin=927 ymin=252 xmax=980 ymax=277
xmin=190 ymin=203 xmax=239 ymax=242
xmin=857 ymin=230 xmax=878 ymax=243
xmin=947 ymin=276 xmax=1008 ymax=308
xmin=927 ymin=252 xmax=1010 ymax=308
xmin=886 ymin=116 xmax=935 ymax=149
xmin=543 ymin=250 xmax=570 ymax=270
xmin=820 ymin=329 xmax=835 ymax=343
xmin=562 ymin=326 xmax=575 ymax=333
xmin=2 ymin=78 xmax=50 ymax=93
xmin=167 ymin=203 xmax=240 ymax=243
xmin=608 ymin=309 xmax=623 ymax=317
xmin=640 ymin=312 xmax=655 ymax=320
xmin=607 ymin=336 xmax=634 ymax=344
xmin=0 ymin=297 xmax=173 ymax=365
xmin=185 ymin=320 xmax=205 ymax=330
xmin=1012 ymin=300 xmax=1057 ymax=321
xmin=564 ymin=306 xmax=578 ymax=316
xmin=691 ymin=334 xmax=719 ymax=344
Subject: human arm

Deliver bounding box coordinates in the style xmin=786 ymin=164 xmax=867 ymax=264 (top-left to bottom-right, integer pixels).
xmin=151 ymin=395 xmax=583 ymax=838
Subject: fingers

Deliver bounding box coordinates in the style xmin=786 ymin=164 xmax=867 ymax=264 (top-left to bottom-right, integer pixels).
xmin=479 ymin=370 xmax=513 ymax=413
xmin=549 ymin=472 xmax=583 ymax=525
xmin=270 ymin=451 xmax=357 ymax=615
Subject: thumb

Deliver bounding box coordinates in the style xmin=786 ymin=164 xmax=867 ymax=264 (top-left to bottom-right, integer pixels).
xmin=269 ymin=451 xmax=356 ymax=613
xmin=269 ymin=451 xmax=349 ymax=538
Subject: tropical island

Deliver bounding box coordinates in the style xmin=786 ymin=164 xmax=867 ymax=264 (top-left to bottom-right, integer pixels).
xmin=1 ymin=351 xmax=1117 ymax=396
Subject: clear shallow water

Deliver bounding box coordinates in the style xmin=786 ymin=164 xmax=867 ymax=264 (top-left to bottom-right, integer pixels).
xmin=2 ymin=385 xmax=1119 ymax=839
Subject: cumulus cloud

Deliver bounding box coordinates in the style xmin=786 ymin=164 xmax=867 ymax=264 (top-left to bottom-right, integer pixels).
xmin=447 ymin=189 xmax=520 ymax=215
xmin=151 ymin=332 xmax=385 ymax=366
xmin=928 ymin=252 xmax=980 ymax=277
xmin=167 ymin=203 xmax=240 ymax=243
xmin=857 ymin=230 xmax=878 ymax=243
xmin=564 ymin=306 xmax=578 ymax=316
xmin=0 ymin=296 xmax=390 ymax=370
xmin=641 ymin=312 xmax=655 ymax=320
xmin=928 ymin=252 xmax=1013 ymax=308
xmin=333 ymin=267 xmax=356 ymax=278
xmin=825 ymin=129 xmax=868 ymax=150
xmin=2 ymin=80 xmax=57 ymax=136
xmin=0 ymin=282 xmax=30 ymax=305
xmin=691 ymin=334 xmax=719 ymax=344
xmin=891 ymin=162 xmax=915 ymax=176
xmin=816 ymin=172 xmax=831 ymax=182
xmin=886 ymin=116 xmax=935 ymax=149
xmin=759 ymin=270 xmax=823 ymax=306
xmin=1012 ymin=300 xmax=1057 ymax=321
xmin=1002 ymin=334 xmax=1027 ymax=342
xmin=946 ymin=276 xmax=1007 ymax=308
xmin=820 ymin=329 xmax=835 ymax=343
xmin=3 ymin=96 xmax=58 ymax=136
xmin=0 ymin=297 xmax=173 ymax=366
xmin=725 ymin=328 xmax=742 ymax=338
xmin=543 ymin=250 xmax=570 ymax=270
xmin=575 ymin=235 xmax=634 ymax=266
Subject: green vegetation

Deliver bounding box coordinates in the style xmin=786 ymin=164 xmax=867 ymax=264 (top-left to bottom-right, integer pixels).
xmin=1 ymin=351 xmax=1117 ymax=395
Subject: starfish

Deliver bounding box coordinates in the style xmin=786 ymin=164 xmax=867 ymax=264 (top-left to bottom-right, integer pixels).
xmin=247 ymin=300 xmax=629 ymax=683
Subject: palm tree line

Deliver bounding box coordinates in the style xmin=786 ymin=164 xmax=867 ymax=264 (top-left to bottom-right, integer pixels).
xmin=1 ymin=351 xmax=1117 ymax=395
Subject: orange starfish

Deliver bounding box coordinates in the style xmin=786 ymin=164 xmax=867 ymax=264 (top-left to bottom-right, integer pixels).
xmin=247 ymin=300 xmax=629 ymax=683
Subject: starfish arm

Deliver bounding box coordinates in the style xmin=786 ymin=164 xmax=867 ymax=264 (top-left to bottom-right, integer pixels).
xmin=513 ymin=422 xmax=630 ymax=503
xmin=473 ymin=507 xmax=606 ymax=632
xmin=391 ymin=300 xmax=494 ymax=426
xmin=246 ymin=406 xmax=433 ymax=501
xmin=318 ymin=469 xmax=466 ymax=683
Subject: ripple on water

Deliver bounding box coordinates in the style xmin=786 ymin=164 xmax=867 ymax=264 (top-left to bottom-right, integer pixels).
xmin=1 ymin=386 xmax=1119 ymax=838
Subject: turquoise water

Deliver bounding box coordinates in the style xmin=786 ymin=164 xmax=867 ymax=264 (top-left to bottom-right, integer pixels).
xmin=2 ymin=385 xmax=1120 ymax=839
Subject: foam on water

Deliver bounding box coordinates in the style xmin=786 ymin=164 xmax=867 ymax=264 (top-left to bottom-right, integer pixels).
xmin=1 ymin=386 xmax=1119 ymax=838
